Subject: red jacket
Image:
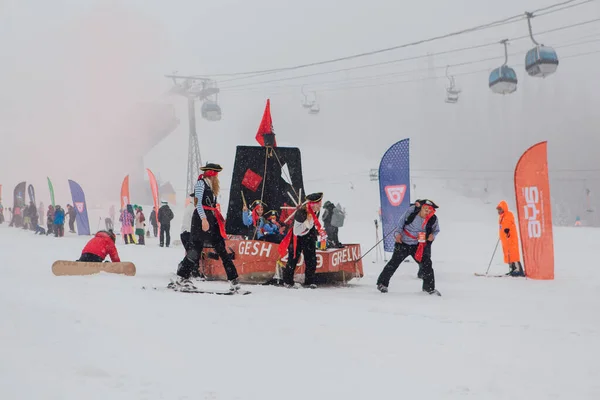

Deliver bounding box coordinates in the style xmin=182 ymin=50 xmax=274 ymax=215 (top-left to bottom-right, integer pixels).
xmin=81 ymin=231 xmax=121 ymax=262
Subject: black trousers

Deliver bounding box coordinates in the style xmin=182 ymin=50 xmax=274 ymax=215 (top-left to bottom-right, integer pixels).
xmin=283 ymin=234 xmax=317 ymax=286
xmin=78 ymin=253 xmax=103 ymax=262
xmin=160 ymin=224 xmax=171 ymax=247
xmin=377 ymin=242 xmax=436 ymax=292
xmin=69 ymin=218 xmax=76 ymax=232
xmin=180 ymin=231 xmax=191 ymax=251
xmin=177 ymin=214 xmax=238 ymax=281
xmin=325 ymin=224 xmax=340 ymax=245
xmin=152 ymin=225 xmax=158 ymax=237
xmin=54 ymin=224 xmax=64 ymax=237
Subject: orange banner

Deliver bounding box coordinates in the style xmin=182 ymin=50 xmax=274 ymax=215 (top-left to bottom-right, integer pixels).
xmin=514 ymin=141 xmax=554 ymax=280
xmin=120 ymin=175 xmax=130 ymax=210
xmin=146 ymin=168 xmax=160 ymax=228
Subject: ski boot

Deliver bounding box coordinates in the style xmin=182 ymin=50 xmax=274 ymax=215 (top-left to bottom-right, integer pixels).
xmin=377 ymin=284 xmax=388 ymax=293
xmin=507 ymin=262 xmax=525 ymax=277
xmin=229 ymin=278 xmax=241 ymax=292
xmin=284 ymin=282 xmax=300 ymax=289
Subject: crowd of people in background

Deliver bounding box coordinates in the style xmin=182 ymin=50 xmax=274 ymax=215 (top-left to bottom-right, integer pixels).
xmin=113 ymin=201 xmax=174 ymax=247
xmin=0 ymin=196 xmax=346 ymax=252
xmin=0 ymin=201 xmax=75 ymax=237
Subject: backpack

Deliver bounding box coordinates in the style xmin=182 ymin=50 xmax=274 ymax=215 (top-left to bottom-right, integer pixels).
xmin=403 ymin=204 xmax=437 ymax=237
xmin=331 ymin=204 xmax=345 ymax=228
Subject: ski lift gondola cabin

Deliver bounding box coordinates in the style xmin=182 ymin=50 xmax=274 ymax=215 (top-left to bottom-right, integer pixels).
xmin=201 ymin=101 xmax=222 ymax=121
xmin=489 ymin=65 xmax=517 ymax=95
xmin=525 ymin=45 xmax=558 ymax=78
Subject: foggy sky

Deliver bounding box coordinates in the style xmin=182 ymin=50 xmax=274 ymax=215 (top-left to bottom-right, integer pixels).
xmin=1 ymin=0 xmax=599 ymax=220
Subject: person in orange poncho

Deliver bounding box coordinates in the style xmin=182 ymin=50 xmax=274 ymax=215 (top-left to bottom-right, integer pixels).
xmin=496 ymin=200 xmax=525 ymax=277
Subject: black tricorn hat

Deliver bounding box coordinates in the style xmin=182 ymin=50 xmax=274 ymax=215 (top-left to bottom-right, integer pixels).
xmin=417 ymin=199 xmax=439 ymax=209
xmin=250 ymin=199 xmax=266 ymax=209
xmin=200 ymin=163 xmax=223 ymax=172
xmin=264 ymin=210 xmax=279 ymax=218
xmin=306 ymin=192 xmax=323 ymax=202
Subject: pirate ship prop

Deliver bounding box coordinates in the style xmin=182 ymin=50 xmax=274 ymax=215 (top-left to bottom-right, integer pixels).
xmin=199 ymin=100 xmax=364 ymax=284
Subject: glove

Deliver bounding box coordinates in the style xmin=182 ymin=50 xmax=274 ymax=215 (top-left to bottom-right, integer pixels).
xmin=504 ymin=228 xmax=510 ymax=238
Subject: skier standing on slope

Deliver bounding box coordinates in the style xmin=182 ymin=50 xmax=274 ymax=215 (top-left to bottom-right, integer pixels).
xmin=174 ymin=163 xmax=240 ymax=291
xmin=278 ymin=192 xmax=324 ymax=289
xmin=77 ymin=230 xmax=121 ymax=262
xmin=376 ymin=199 xmax=441 ymax=296
xmin=496 ymin=200 xmax=524 ymax=277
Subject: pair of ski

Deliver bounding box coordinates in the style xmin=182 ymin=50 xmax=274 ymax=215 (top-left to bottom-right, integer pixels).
xmin=474 ymin=272 xmax=511 ymax=278
xmin=142 ymin=280 xmax=251 ymax=295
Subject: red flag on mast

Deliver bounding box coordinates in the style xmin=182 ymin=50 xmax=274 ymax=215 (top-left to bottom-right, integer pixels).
xmin=255 ymin=99 xmax=276 ymax=147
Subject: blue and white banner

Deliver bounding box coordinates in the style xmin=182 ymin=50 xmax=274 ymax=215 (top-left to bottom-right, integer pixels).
xmin=27 ymin=184 xmax=36 ymax=205
xmin=68 ymin=179 xmax=91 ymax=235
xmin=378 ymin=139 xmax=411 ymax=252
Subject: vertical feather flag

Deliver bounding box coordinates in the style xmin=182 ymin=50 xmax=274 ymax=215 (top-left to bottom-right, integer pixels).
xmin=514 ymin=141 xmax=554 ymax=280
xmin=68 ymin=180 xmax=91 ymax=235
xmin=47 ymin=177 xmax=55 ymax=207
xmin=146 ymin=168 xmax=160 ymax=229
xmin=120 ymin=175 xmax=130 ymax=210
xmin=378 ymin=139 xmax=411 ymax=252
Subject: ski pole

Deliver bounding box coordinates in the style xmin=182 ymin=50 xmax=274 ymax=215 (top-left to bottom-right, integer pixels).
xmin=356 ymin=228 xmax=396 ymax=263
xmin=485 ymin=238 xmax=501 ymax=275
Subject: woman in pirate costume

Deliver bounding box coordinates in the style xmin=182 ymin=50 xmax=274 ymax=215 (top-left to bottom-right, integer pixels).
xmin=175 ymin=163 xmax=240 ymax=291
xmin=278 ymin=192 xmax=324 ymax=289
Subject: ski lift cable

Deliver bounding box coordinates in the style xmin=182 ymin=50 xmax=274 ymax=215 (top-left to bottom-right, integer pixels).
xmin=534 ymin=0 xmax=595 ymax=16
xmin=219 ymin=16 xmax=600 ymax=90
xmin=186 ymin=0 xmax=591 ymax=79
xmin=221 ymin=37 xmax=600 ymax=94
xmin=224 ymin=46 xmax=600 ymax=97
xmin=312 ymin=48 xmax=600 ymax=93
xmin=220 ymin=37 xmax=600 ymax=94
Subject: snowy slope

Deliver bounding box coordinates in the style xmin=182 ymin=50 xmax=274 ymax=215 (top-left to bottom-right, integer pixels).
xmin=1 ymin=176 xmax=600 ymax=399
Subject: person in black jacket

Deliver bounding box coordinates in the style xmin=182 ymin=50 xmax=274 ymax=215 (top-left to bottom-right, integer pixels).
xmin=321 ymin=201 xmax=343 ymax=248
xmin=173 ymin=163 xmax=240 ymax=291
xmin=278 ymin=192 xmax=324 ymax=289
xmin=158 ymin=201 xmax=174 ymax=247
xmin=66 ymin=204 xmax=77 ymax=233
xmin=149 ymin=207 xmax=158 ymax=237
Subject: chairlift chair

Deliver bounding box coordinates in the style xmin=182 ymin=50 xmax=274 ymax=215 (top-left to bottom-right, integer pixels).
xmin=444 ymin=66 xmax=461 ymax=103
xmin=301 ymin=86 xmax=314 ymax=109
xmin=307 ymin=91 xmax=320 ymax=114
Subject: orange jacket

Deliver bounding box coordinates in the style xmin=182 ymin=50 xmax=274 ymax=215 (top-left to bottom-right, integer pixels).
xmin=497 ymin=200 xmax=520 ymax=263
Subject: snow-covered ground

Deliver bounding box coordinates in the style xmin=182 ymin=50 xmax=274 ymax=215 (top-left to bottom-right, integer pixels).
xmin=0 ymin=166 xmax=600 ymax=400
xmin=1 ymin=181 xmax=599 ymax=400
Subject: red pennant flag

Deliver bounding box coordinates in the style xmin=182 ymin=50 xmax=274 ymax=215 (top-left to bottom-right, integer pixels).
xmin=255 ymin=99 xmax=276 ymax=147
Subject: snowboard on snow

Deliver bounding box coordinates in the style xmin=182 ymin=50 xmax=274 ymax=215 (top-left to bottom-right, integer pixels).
xmin=52 ymin=260 xmax=136 ymax=276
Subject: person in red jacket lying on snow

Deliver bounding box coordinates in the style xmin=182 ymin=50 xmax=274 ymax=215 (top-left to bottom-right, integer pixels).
xmin=77 ymin=230 xmax=121 ymax=263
